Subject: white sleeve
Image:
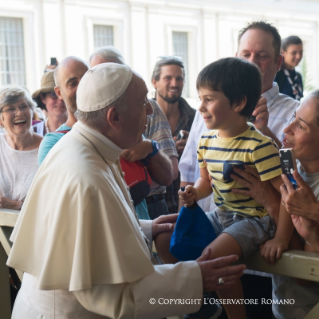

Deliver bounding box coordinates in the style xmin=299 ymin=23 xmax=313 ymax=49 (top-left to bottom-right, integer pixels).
xmin=139 ymin=219 xmax=152 ymax=243
xmin=73 ymin=262 xmax=203 ymax=319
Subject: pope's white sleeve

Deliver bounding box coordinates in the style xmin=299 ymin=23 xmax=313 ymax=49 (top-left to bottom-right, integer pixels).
xmin=73 ymin=261 xmax=203 ymax=319
xmin=139 ymin=219 xmax=152 ymax=242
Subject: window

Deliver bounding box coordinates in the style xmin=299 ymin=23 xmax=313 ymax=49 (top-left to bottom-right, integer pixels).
xmin=93 ymin=25 xmax=114 ymax=49
xmin=0 ymin=17 xmax=26 ymax=86
xmin=172 ymin=31 xmax=189 ymax=97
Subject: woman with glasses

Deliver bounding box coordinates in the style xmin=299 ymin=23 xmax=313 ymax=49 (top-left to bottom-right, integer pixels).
xmin=32 ymin=70 xmax=67 ymax=135
xmin=0 ymin=85 xmax=42 ymax=210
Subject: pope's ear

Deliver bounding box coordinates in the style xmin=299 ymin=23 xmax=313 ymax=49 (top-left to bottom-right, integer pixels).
xmin=107 ymin=106 xmax=121 ymax=130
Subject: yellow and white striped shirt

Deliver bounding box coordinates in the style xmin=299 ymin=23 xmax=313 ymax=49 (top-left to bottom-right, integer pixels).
xmin=197 ymin=124 xmax=281 ymax=218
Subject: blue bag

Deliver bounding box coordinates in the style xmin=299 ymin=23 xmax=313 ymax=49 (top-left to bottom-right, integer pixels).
xmin=169 ymin=201 xmax=217 ymax=261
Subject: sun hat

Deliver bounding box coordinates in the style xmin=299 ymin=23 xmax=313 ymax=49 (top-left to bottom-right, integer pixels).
xmin=32 ymin=70 xmax=56 ymax=101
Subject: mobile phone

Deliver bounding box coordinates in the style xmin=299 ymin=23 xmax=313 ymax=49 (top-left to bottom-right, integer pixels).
xmin=176 ymin=130 xmax=186 ymax=141
xmin=249 ymin=115 xmax=256 ymax=122
xmin=279 ymin=148 xmax=298 ymax=189
xmin=50 ymin=57 xmax=57 ymax=66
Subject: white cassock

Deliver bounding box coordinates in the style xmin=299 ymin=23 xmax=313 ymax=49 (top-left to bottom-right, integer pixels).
xmin=7 ymin=122 xmax=202 ymax=319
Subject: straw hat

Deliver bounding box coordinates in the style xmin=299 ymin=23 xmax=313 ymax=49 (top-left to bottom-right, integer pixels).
xmin=32 ymin=71 xmax=55 ymax=100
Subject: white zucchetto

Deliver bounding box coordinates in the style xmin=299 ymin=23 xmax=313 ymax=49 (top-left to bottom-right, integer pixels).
xmin=77 ymin=62 xmax=133 ymax=112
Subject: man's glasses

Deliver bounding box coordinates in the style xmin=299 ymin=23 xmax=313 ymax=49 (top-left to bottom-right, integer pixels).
xmin=1 ymin=104 xmax=30 ymax=114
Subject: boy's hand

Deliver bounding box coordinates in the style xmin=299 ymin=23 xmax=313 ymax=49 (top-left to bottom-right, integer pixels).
xmin=260 ymin=237 xmax=289 ymax=265
xmin=178 ymin=185 xmax=198 ymax=207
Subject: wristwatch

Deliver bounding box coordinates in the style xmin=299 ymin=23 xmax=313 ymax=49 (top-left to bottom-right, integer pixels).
xmin=148 ymin=140 xmax=160 ymax=157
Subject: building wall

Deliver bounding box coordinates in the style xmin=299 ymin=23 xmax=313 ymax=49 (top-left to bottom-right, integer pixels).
xmin=0 ymin=0 xmax=318 ymax=103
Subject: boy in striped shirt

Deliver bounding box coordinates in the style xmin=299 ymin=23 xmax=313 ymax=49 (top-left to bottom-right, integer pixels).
xmin=179 ymin=58 xmax=293 ymax=319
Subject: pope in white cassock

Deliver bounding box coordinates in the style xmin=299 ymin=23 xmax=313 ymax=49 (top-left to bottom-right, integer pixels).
xmin=7 ymin=63 xmax=245 ymax=318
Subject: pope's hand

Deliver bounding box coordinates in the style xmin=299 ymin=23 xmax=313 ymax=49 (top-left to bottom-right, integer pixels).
xmin=152 ymin=213 xmax=178 ymax=238
xmin=197 ymin=249 xmax=246 ymax=293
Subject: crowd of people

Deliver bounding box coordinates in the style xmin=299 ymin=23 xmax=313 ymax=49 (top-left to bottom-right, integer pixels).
xmin=0 ymin=19 xmax=318 ymax=319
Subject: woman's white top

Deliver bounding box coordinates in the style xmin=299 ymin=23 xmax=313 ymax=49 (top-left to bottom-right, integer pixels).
xmin=0 ymin=133 xmax=39 ymax=201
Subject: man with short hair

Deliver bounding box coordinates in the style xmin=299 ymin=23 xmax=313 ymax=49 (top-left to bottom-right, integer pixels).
xmin=7 ymin=63 xmax=245 ymax=318
xmin=89 ymin=46 xmax=125 ymax=67
xmin=38 ymin=56 xmax=88 ymax=164
xmin=236 ymin=20 xmax=299 ymax=143
xmin=151 ymin=57 xmax=195 ymax=215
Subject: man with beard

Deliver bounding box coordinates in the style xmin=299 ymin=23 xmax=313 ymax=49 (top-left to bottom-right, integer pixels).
xmin=151 ymin=57 xmax=195 ymax=215
xmin=38 ymin=56 xmax=89 ymax=165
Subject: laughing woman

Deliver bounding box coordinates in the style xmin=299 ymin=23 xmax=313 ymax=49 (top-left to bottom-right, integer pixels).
xmin=0 ymin=85 xmax=42 ymax=210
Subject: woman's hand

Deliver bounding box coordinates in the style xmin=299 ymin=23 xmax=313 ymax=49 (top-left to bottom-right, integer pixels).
xmin=291 ymin=214 xmax=319 ymax=252
xmin=281 ymin=170 xmax=319 ymax=222
xmin=0 ymin=196 xmax=23 ymax=210
xmin=178 ymin=185 xmax=198 ymax=207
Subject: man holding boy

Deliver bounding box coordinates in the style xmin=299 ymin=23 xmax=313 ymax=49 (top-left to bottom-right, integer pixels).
xmin=180 ymin=21 xmax=299 ymax=206
xmin=176 ymin=58 xmax=293 ymax=319
xmin=178 ymin=22 xmax=300 ymax=318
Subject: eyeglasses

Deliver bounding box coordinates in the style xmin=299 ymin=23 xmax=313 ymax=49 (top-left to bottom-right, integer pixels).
xmin=1 ymin=104 xmax=30 ymax=114
xmin=47 ymin=91 xmax=59 ymax=100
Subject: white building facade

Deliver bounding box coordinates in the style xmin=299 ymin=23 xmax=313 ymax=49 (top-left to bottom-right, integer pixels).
xmin=0 ymin=0 xmax=319 ymax=102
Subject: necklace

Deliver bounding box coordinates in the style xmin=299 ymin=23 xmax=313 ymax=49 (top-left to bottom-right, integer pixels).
xmin=45 ymin=118 xmax=50 ymax=133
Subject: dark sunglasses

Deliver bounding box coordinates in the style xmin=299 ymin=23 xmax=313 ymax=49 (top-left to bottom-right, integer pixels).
xmin=47 ymin=91 xmax=59 ymax=100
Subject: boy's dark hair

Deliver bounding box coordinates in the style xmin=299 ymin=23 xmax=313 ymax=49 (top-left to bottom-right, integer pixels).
xmin=238 ymin=20 xmax=281 ymax=59
xmin=196 ymin=57 xmax=262 ymax=118
xmin=281 ymin=36 xmax=303 ymax=52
